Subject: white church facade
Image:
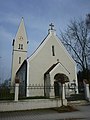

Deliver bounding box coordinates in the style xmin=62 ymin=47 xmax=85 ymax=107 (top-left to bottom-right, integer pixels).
xmin=11 ymin=18 xmax=78 ymax=98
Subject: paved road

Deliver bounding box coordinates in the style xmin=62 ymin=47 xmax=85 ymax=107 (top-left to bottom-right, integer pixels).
xmin=0 ymin=104 xmax=90 ymax=120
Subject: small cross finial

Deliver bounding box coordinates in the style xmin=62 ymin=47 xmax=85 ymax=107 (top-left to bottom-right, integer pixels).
xmin=49 ymin=23 xmax=54 ymax=30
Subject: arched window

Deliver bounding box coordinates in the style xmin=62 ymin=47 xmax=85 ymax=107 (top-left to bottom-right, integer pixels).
xmin=18 ymin=44 xmax=23 ymax=49
xmin=19 ymin=57 xmax=21 ymax=64
xmin=52 ymin=45 xmax=55 ymax=56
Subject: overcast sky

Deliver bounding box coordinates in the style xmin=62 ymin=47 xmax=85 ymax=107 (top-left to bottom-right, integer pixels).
xmin=0 ymin=0 xmax=90 ymax=82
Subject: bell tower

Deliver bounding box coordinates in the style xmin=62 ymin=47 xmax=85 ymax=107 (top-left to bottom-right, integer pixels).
xmin=11 ymin=17 xmax=28 ymax=86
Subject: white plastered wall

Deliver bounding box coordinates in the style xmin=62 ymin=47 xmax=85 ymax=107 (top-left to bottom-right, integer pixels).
xmin=28 ymin=32 xmax=78 ymax=96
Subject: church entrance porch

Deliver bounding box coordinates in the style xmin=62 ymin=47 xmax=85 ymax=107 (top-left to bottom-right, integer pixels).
xmin=44 ymin=62 xmax=71 ymax=98
xmin=44 ymin=71 xmax=69 ymax=98
xmin=54 ymin=73 xmax=69 ymax=98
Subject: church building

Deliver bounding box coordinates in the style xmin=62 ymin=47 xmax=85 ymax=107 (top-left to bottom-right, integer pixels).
xmin=11 ymin=18 xmax=78 ymax=97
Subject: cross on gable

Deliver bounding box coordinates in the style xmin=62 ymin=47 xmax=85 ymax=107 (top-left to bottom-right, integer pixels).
xmin=49 ymin=23 xmax=54 ymax=30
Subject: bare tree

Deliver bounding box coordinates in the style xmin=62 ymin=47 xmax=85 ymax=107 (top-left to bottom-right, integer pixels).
xmin=86 ymin=14 xmax=90 ymax=29
xmin=60 ymin=17 xmax=90 ymax=80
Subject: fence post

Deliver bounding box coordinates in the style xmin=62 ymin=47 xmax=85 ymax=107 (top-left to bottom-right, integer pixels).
xmin=83 ymin=80 xmax=90 ymax=101
xmin=62 ymin=84 xmax=65 ymax=99
xmin=14 ymin=83 xmax=19 ymax=102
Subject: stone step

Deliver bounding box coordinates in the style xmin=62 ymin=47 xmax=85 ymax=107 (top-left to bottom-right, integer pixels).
xmin=66 ymin=93 xmax=85 ymax=101
xmin=68 ymin=100 xmax=89 ymax=106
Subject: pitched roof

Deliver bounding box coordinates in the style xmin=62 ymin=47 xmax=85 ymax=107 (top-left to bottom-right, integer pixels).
xmin=44 ymin=61 xmax=70 ymax=77
xmin=44 ymin=62 xmax=59 ymax=76
xmin=16 ymin=60 xmax=27 ymax=75
xmin=27 ymin=27 xmax=75 ymax=65
xmin=27 ymin=34 xmax=49 ymax=59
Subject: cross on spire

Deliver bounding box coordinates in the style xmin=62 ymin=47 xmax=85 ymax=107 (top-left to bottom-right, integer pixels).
xmin=49 ymin=23 xmax=54 ymax=30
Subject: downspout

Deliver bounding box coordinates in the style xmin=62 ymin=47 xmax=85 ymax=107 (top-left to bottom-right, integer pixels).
xmin=75 ymin=65 xmax=78 ymax=94
xmin=26 ymin=59 xmax=29 ymax=97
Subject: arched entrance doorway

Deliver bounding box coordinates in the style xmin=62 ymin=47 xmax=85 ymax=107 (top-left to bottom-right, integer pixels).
xmin=54 ymin=73 xmax=69 ymax=97
xmin=54 ymin=81 xmax=61 ymax=97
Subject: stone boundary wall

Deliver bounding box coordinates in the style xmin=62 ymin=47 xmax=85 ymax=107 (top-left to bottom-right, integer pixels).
xmin=0 ymin=99 xmax=67 ymax=112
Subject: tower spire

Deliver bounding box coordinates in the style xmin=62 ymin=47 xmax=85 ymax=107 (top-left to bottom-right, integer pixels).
xmin=11 ymin=18 xmax=28 ymax=87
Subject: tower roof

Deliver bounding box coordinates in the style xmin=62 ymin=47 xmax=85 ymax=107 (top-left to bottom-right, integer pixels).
xmin=15 ymin=17 xmax=27 ymax=42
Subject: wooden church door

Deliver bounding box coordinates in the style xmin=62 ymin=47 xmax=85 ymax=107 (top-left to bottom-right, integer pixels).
xmin=54 ymin=81 xmax=61 ymax=97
